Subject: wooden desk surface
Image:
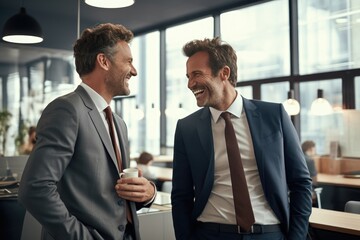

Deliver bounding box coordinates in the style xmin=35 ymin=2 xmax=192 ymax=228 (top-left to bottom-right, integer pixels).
xmin=310 ymin=208 xmax=360 ymax=236
xmin=317 ymin=173 xmax=360 ymax=188
xmin=153 ymin=155 xmax=173 ymax=162
xmin=148 ymin=166 xmax=172 ymax=182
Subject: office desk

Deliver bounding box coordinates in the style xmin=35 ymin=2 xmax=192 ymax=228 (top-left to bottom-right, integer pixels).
xmin=147 ymin=166 xmax=172 ymax=182
xmin=310 ymin=208 xmax=360 ymax=236
xmin=137 ymin=192 xmax=174 ymax=240
xmin=316 ymin=173 xmax=360 ymax=211
xmin=152 ymin=155 xmax=173 ymax=168
xmin=317 ymin=173 xmax=360 ymax=188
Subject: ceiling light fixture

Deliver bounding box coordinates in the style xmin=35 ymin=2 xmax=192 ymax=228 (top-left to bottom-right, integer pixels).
xmin=282 ymin=90 xmax=300 ymax=116
xmin=85 ymin=0 xmax=135 ymax=8
xmin=310 ymin=89 xmax=333 ymax=115
xmin=2 ymin=7 xmax=43 ymax=44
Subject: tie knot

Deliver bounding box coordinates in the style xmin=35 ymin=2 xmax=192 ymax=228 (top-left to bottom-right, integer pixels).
xmin=221 ymin=111 xmax=231 ymax=120
xmin=104 ymin=106 xmax=112 ymax=117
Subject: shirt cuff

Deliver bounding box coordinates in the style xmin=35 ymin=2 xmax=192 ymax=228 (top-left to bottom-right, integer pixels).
xmin=144 ymin=181 xmax=157 ymax=206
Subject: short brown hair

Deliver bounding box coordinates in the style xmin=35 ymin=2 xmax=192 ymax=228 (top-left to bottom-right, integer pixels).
xmin=137 ymin=151 xmax=154 ymax=165
xmin=73 ymin=23 xmax=134 ymax=76
xmin=182 ymin=37 xmax=238 ymax=87
xmin=301 ymin=140 xmax=315 ymax=153
xmin=28 ymin=126 xmax=36 ymax=136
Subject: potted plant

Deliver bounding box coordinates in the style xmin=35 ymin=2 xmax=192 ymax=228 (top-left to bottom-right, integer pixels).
xmin=0 ymin=110 xmax=12 ymax=156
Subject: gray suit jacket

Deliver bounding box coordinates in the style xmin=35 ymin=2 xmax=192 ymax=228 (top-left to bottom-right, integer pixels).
xmin=18 ymin=85 xmax=147 ymax=240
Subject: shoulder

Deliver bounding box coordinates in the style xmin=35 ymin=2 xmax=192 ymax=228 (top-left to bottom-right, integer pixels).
xmin=176 ymin=108 xmax=209 ymax=128
xmin=180 ymin=107 xmax=209 ymax=121
xmin=244 ymin=97 xmax=282 ymax=111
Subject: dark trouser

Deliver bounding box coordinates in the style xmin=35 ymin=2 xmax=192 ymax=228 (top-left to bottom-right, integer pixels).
xmin=123 ymin=223 xmax=135 ymax=240
xmin=195 ymin=222 xmax=285 ymax=240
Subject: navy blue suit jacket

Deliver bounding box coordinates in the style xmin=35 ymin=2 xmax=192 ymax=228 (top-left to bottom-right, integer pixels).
xmin=171 ymin=97 xmax=312 ymax=240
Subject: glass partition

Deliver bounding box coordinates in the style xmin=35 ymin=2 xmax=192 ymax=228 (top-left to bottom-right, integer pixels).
xmin=299 ymin=79 xmax=342 ymax=155
xmin=121 ymin=32 xmax=161 ymax=156
xmin=0 ymin=45 xmax=78 ymax=156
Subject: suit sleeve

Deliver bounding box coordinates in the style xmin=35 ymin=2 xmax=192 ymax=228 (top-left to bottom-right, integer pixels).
xmin=171 ymin=120 xmax=197 ymax=240
xmin=281 ymin=106 xmax=313 ymax=240
xmin=18 ymin=99 xmax=96 ymax=240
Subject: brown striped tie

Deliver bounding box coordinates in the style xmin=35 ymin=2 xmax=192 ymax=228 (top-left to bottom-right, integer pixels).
xmin=104 ymin=106 xmax=132 ymax=223
xmin=104 ymin=106 xmax=122 ymax=171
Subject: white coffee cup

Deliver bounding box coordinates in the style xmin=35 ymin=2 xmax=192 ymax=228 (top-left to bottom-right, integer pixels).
xmin=119 ymin=168 xmax=139 ymax=178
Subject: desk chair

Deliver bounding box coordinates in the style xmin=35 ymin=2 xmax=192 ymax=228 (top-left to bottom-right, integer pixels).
xmin=314 ymin=187 xmax=323 ymax=209
xmin=161 ymin=181 xmax=172 ymax=193
xmin=344 ymin=200 xmax=360 ymax=214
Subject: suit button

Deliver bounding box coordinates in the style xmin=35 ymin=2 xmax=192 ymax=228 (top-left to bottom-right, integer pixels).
xmin=118 ymin=225 xmax=125 ymax=231
xmin=117 ymin=199 xmax=123 ymax=205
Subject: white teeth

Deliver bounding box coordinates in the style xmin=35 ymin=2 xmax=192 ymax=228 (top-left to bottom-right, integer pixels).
xmin=193 ymin=89 xmax=204 ymax=95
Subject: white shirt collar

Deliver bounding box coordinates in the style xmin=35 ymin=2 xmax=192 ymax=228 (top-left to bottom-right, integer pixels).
xmin=209 ymin=91 xmax=243 ymax=123
xmin=80 ymin=82 xmax=108 ymax=111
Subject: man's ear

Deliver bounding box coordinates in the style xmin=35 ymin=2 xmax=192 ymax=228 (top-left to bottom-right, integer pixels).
xmin=96 ymin=53 xmax=110 ymax=70
xmin=220 ymin=66 xmax=231 ymax=80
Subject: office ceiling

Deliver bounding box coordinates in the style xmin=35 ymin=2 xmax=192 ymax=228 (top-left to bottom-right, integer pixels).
xmin=0 ymin=0 xmax=250 ymax=65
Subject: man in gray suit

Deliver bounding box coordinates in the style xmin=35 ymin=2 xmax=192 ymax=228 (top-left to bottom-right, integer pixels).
xmin=18 ymin=23 xmax=156 ymax=240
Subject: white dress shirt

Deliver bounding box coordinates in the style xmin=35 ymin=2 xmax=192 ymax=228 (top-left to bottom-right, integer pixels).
xmin=197 ymin=92 xmax=280 ymax=225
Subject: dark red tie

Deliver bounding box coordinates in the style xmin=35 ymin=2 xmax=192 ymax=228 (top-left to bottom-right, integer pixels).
xmin=221 ymin=112 xmax=255 ymax=231
xmin=104 ymin=106 xmax=122 ymax=171
xmin=104 ymin=106 xmax=133 ymax=223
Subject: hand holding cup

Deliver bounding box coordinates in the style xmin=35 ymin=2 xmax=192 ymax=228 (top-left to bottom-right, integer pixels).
xmin=119 ymin=168 xmax=139 ymax=178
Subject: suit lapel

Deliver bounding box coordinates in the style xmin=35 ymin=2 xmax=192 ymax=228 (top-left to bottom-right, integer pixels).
xmin=197 ymin=108 xmax=213 ymax=153
xmin=75 ymin=86 xmax=120 ymax=172
xmin=113 ymin=116 xmax=129 ymax=170
xmin=193 ymin=108 xmax=215 ymax=217
xmin=243 ymin=98 xmax=264 ymax=173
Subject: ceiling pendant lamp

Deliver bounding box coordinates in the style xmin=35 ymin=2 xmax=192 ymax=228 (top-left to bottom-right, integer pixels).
xmin=85 ymin=0 xmax=135 ymax=8
xmin=282 ymin=90 xmax=300 ymax=116
xmin=2 ymin=7 xmax=43 ymax=44
xmin=310 ymin=89 xmax=333 ymax=115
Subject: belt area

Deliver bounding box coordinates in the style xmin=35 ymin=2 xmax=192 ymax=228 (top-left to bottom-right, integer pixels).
xmin=197 ymin=222 xmax=282 ymax=234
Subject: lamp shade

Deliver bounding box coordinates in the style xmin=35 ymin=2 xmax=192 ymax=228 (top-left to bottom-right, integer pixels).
xmin=85 ymin=0 xmax=135 ymax=8
xmin=309 ymin=89 xmax=333 ymax=115
xmin=282 ymin=90 xmax=300 ymax=116
xmin=2 ymin=7 xmax=43 ymax=44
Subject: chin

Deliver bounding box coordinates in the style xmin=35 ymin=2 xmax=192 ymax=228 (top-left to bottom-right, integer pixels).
xmin=196 ymin=101 xmax=205 ymax=107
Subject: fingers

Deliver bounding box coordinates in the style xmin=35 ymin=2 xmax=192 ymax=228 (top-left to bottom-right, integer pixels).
xmin=115 ymin=177 xmax=154 ymax=202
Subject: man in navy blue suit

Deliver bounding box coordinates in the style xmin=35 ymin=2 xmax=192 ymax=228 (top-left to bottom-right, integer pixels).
xmin=171 ymin=37 xmax=312 ymax=240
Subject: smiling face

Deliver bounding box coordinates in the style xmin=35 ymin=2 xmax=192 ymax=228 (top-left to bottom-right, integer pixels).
xmin=105 ymin=41 xmax=137 ymax=96
xmin=186 ymin=51 xmax=227 ymax=109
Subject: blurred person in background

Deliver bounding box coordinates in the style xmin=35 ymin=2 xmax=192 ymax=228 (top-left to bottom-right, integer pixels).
xmin=19 ymin=126 xmax=36 ymax=155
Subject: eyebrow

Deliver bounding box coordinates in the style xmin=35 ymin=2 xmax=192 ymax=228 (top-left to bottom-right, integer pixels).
xmin=187 ymin=70 xmax=203 ymax=78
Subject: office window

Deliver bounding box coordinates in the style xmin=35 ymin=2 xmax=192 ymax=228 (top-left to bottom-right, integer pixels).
xmin=122 ymin=32 xmax=161 ymax=156
xmin=221 ymin=0 xmax=290 ymax=82
xmin=165 ymin=18 xmax=214 ymax=148
xmin=237 ymin=86 xmax=253 ymax=99
xmin=261 ymin=82 xmax=289 ymax=103
xmin=298 ymin=0 xmax=360 ymax=74
xmin=3 ymin=72 xmax=20 ymax=156
xmin=356 ymin=76 xmax=360 ymax=109
xmin=299 ymin=79 xmax=342 ymax=155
